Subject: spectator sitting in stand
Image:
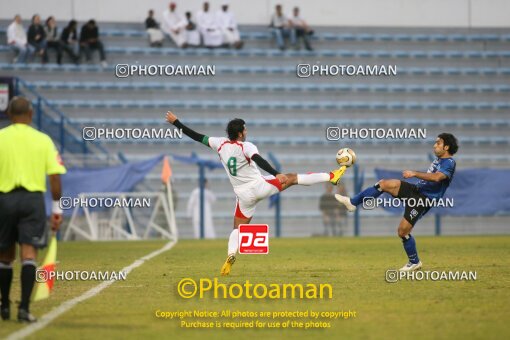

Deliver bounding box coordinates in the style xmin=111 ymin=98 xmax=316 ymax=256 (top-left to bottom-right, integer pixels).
xmin=184 ymin=12 xmax=201 ymax=47
xmin=60 ymin=20 xmax=80 ymax=63
xmin=79 ymin=19 xmax=107 ymax=67
xmin=45 ymin=16 xmax=79 ymax=64
xmin=161 ymin=2 xmax=187 ymax=48
xmin=196 ymin=2 xmax=223 ymax=48
xmin=269 ymin=4 xmax=292 ymax=51
xmin=289 ymin=6 xmax=313 ymax=51
xmin=6 ymin=15 xmax=34 ymax=64
xmin=145 ymin=9 xmax=164 ymax=47
xmin=216 ymin=1 xmax=243 ymax=49
xmin=27 ymin=14 xmax=47 ymax=63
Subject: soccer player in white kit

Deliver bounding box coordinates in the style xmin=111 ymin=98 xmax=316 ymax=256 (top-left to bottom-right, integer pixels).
xmin=166 ymin=111 xmax=347 ymax=275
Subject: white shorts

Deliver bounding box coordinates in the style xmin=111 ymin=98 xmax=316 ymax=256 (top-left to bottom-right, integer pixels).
xmin=234 ymin=176 xmax=282 ymax=219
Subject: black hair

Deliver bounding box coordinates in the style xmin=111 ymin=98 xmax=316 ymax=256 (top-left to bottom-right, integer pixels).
xmin=68 ymin=20 xmax=77 ymax=29
xmin=31 ymin=14 xmax=39 ymax=23
xmin=438 ymin=133 xmax=459 ymax=155
xmin=46 ymin=16 xmax=54 ymax=27
xmin=226 ymin=118 xmax=246 ymax=140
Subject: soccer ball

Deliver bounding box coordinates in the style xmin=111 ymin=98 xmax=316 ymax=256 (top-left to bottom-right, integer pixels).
xmin=336 ymin=148 xmax=356 ymax=167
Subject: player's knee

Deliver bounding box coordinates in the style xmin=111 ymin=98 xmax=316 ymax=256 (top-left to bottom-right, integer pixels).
xmin=20 ymin=245 xmax=37 ymax=261
xmin=397 ymin=223 xmax=412 ymax=238
xmin=379 ymin=179 xmax=399 ymax=192
xmin=397 ymin=228 xmax=408 ymax=238
xmin=379 ymin=179 xmax=392 ymax=190
xmin=378 ymin=179 xmax=389 ymax=191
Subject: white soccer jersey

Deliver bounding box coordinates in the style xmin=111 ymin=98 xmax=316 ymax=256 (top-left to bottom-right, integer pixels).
xmin=208 ymin=137 xmax=263 ymax=188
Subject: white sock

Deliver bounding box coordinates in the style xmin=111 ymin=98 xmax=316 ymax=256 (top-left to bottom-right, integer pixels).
xmin=228 ymin=229 xmax=239 ymax=256
xmin=297 ymin=173 xmax=330 ymax=186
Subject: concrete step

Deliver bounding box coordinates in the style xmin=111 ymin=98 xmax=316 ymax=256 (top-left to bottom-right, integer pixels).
xmin=2 ymin=48 xmax=509 ymax=68
xmin=7 ymin=64 xmax=510 ymax=85
xmin=56 ymin=106 xmax=509 ymax=121
xmin=63 ymin=34 xmax=510 ymax=52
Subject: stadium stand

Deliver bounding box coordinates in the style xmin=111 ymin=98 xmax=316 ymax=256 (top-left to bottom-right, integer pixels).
xmin=1 ymin=22 xmax=509 ymax=238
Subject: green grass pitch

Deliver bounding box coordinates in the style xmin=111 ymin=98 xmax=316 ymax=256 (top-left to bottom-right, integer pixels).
xmin=1 ymin=236 xmax=509 ymax=339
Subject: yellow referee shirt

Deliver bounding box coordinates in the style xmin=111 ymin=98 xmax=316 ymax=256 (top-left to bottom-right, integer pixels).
xmin=0 ymin=123 xmax=67 ymax=193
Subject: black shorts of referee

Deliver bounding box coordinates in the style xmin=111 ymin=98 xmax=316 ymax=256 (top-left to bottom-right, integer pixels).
xmin=0 ymin=187 xmax=47 ymax=250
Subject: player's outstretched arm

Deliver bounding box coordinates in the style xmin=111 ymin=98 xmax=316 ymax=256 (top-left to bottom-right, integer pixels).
xmin=403 ymin=170 xmax=446 ymax=182
xmin=252 ymin=154 xmax=288 ymax=184
xmin=251 ymin=154 xmax=279 ymax=176
xmin=166 ymin=111 xmax=209 ymax=147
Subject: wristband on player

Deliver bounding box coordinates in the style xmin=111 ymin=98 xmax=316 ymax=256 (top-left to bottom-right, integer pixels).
xmin=52 ymin=200 xmax=63 ymax=215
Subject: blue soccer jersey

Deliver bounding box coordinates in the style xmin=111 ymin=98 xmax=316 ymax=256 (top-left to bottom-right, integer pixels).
xmin=415 ymin=157 xmax=456 ymax=199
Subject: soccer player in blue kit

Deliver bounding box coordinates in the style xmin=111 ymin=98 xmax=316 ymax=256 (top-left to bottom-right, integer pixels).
xmin=335 ymin=133 xmax=458 ymax=271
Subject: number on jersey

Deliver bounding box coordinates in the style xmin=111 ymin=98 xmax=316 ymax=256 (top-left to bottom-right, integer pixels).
xmin=227 ymin=157 xmax=237 ymax=176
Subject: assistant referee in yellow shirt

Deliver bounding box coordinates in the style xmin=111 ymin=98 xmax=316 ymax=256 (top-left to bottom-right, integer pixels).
xmin=0 ymin=96 xmax=67 ymax=323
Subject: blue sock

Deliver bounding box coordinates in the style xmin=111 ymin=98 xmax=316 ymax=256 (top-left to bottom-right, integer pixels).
xmin=350 ymin=183 xmax=383 ymax=206
xmin=401 ymin=234 xmax=420 ymax=264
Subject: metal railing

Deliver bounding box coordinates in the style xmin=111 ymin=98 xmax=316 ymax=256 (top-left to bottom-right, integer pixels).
xmin=14 ymin=77 xmax=109 ymax=156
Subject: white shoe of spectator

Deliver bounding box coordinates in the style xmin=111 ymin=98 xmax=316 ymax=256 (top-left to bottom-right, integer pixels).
xmin=100 ymin=60 xmax=108 ymax=68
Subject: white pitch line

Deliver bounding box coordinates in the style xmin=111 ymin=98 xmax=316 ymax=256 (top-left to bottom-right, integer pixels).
xmin=7 ymin=240 xmax=177 ymax=340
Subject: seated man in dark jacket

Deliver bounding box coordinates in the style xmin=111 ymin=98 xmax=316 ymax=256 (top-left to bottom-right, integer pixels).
xmin=145 ymin=9 xmax=164 ymax=47
xmin=61 ymin=20 xmax=81 ymax=64
xmin=27 ymin=14 xmax=48 ymax=63
xmin=79 ymin=19 xmax=107 ymax=67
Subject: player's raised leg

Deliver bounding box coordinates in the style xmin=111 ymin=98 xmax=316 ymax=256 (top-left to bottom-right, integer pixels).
xmin=278 ymin=165 xmax=347 ymax=191
xmin=397 ymin=218 xmax=422 ymax=271
xmin=335 ymin=179 xmax=401 ymax=212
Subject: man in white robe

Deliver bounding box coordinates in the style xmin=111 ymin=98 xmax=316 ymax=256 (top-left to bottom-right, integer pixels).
xmin=196 ymin=2 xmax=223 ymax=48
xmin=216 ymin=2 xmax=243 ymax=49
xmin=161 ymin=2 xmax=187 ymax=47
xmin=187 ymin=180 xmax=217 ymax=239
